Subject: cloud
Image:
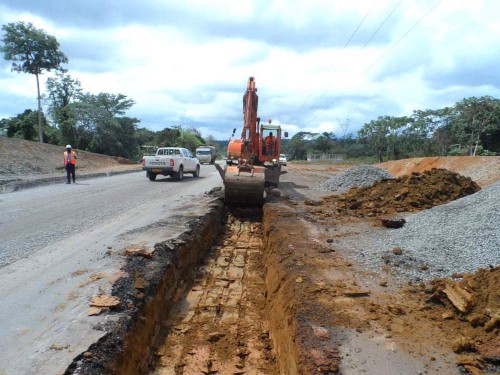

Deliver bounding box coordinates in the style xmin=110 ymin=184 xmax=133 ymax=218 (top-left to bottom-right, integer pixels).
xmin=1 ymin=0 xmax=500 ymax=140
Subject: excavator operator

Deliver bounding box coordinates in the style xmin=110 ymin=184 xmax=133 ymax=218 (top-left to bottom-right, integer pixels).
xmin=264 ymin=132 xmax=276 ymax=156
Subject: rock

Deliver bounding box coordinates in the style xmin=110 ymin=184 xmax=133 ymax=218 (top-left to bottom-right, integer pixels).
xmin=387 ymin=304 xmax=406 ymax=315
xmin=452 ymin=337 xmax=477 ymax=353
xmin=207 ymin=331 xmax=226 ymax=343
xmin=381 ymin=218 xmax=406 ymax=229
xmin=441 ymin=311 xmax=454 ymax=320
xmin=484 ymin=316 xmax=500 ymax=332
xmin=443 ymin=282 xmax=473 ymax=313
xmin=456 ymin=354 xmax=484 ymax=368
xmin=392 ymin=247 xmax=403 ymax=255
xmin=87 ymin=307 xmax=102 ymax=316
xmin=379 ymin=280 xmax=388 ymax=287
xmin=463 ymin=365 xmax=484 ymax=375
xmin=467 ymin=313 xmax=488 ymax=327
xmin=90 ymin=295 xmax=120 ymax=308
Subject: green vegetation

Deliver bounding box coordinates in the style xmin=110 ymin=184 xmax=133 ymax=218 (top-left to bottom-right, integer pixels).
xmin=282 ymin=97 xmax=500 ymax=161
xmin=1 ymin=21 xmax=68 ymax=143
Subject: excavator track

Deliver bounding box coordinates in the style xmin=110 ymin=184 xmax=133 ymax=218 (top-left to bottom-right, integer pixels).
xmin=152 ymin=216 xmax=276 ymax=374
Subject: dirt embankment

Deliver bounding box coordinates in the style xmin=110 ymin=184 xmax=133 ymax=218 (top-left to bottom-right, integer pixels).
xmin=0 ymin=137 xmax=138 ymax=177
xmin=0 ymin=138 xmax=141 ymax=191
xmin=378 ymin=156 xmax=500 ymax=187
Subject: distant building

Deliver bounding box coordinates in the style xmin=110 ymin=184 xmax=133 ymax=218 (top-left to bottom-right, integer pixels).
xmin=306 ymin=153 xmax=344 ymax=162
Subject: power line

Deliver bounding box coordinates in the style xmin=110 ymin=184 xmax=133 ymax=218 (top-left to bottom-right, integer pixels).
xmin=290 ymin=0 xmax=402 ymax=127
xmin=300 ymin=0 xmax=443 ymax=130
xmin=363 ymin=0 xmax=402 ymax=48
xmin=344 ymin=0 xmax=379 ymax=48
xmin=286 ymin=0 xmax=379 ymax=125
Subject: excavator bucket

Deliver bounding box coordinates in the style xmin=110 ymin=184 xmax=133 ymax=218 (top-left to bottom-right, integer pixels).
xmin=223 ymin=165 xmax=265 ymax=205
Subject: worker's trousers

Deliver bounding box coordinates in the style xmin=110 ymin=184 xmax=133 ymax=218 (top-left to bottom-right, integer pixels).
xmin=66 ymin=164 xmax=76 ymax=183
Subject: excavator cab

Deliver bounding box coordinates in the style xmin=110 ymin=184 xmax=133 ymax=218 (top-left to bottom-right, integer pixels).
xmin=259 ymin=123 xmax=281 ymax=162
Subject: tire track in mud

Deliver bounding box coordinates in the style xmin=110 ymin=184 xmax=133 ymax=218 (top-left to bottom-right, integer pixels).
xmin=152 ymin=216 xmax=276 ymax=374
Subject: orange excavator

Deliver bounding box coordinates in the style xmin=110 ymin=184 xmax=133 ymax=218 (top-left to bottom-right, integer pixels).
xmin=216 ymin=77 xmax=286 ymax=205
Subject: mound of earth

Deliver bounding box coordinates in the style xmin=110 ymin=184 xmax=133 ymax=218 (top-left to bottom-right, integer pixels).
xmin=321 ymin=168 xmax=481 ymax=217
xmin=414 ymin=266 xmax=500 ymax=371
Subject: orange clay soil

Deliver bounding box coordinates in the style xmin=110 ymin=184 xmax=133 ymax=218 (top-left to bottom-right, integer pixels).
xmin=264 ymin=160 xmax=499 ymax=374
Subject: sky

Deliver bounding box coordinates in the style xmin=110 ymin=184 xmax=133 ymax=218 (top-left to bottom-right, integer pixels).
xmin=1 ymin=0 xmax=499 ymax=140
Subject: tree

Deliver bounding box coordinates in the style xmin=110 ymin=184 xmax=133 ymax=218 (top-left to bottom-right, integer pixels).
xmin=337 ymin=117 xmax=351 ymax=139
xmin=287 ymin=132 xmax=310 ymax=160
xmin=451 ymin=96 xmax=500 ymax=156
xmin=178 ymin=128 xmax=204 ymax=151
xmin=46 ymin=72 xmax=82 ymax=145
xmin=358 ymin=117 xmax=390 ymax=162
xmin=71 ymin=92 xmax=137 ymax=156
xmin=1 ymin=21 xmax=68 ymax=143
xmin=2 ymin=109 xmax=50 ymax=141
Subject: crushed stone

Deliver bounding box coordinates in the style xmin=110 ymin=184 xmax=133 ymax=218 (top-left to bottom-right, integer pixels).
xmin=317 ymin=164 xmax=395 ymax=193
xmin=347 ymin=180 xmax=500 ymax=283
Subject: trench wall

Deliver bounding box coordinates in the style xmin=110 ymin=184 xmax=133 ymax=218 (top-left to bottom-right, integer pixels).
xmin=66 ymin=199 xmax=337 ymax=374
xmin=65 ymin=199 xmax=225 ymax=374
xmin=262 ymin=203 xmax=340 ymax=374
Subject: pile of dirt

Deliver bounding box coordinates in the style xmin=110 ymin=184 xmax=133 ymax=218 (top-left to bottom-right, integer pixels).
xmin=320 ymin=168 xmax=481 ymax=217
xmin=414 ymin=266 xmax=500 ymax=373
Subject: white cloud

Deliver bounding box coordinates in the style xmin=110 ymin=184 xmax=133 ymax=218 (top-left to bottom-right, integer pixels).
xmin=1 ymin=0 xmax=500 ymax=139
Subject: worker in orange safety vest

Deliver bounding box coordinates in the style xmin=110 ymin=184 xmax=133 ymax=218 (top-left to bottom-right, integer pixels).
xmin=63 ymin=145 xmax=78 ymax=184
xmin=265 ymin=132 xmax=276 ymax=156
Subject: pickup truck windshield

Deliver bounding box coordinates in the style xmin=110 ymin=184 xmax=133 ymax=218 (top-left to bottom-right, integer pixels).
xmin=197 ymin=150 xmax=211 ymax=155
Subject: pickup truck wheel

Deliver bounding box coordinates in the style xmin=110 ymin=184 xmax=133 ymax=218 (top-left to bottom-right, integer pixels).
xmin=175 ymin=166 xmax=184 ymax=181
xmin=192 ymin=165 xmax=200 ymax=178
xmin=148 ymin=171 xmax=157 ymax=181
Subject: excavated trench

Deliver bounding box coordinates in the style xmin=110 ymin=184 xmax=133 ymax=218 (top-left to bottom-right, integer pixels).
xmin=65 ymin=201 xmax=300 ymax=374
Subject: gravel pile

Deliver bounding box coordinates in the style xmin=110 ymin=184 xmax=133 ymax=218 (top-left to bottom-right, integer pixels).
xmin=346 ymin=181 xmax=500 ymax=283
xmin=317 ymin=165 xmax=395 ymax=193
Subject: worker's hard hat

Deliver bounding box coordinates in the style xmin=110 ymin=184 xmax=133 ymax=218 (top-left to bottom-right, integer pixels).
xmin=66 ymin=144 xmax=72 ymax=149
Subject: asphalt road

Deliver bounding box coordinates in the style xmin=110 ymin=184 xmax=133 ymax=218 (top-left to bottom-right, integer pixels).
xmin=0 ymin=165 xmax=222 ymax=375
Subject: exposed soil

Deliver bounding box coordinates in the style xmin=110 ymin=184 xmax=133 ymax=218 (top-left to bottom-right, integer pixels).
xmin=272 ymin=159 xmax=500 ymax=374
xmin=3 ymin=138 xmax=499 ymax=375
xmin=153 ymin=216 xmax=276 ymax=374
xmin=318 ymin=168 xmax=481 ymax=218
xmin=378 ymin=156 xmax=500 ymax=187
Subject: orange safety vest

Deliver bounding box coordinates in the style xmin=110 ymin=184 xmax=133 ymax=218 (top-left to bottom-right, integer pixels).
xmin=64 ymin=150 xmax=77 ymax=165
xmin=265 ymin=135 xmax=276 ymax=145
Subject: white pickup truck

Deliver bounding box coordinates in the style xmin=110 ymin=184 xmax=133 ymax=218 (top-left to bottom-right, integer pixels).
xmin=142 ymin=147 xmax=200 ymax=181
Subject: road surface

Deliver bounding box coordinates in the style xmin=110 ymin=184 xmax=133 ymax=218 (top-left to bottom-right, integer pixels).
xmin=0 ymin=166 xmax=222 ymax=375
